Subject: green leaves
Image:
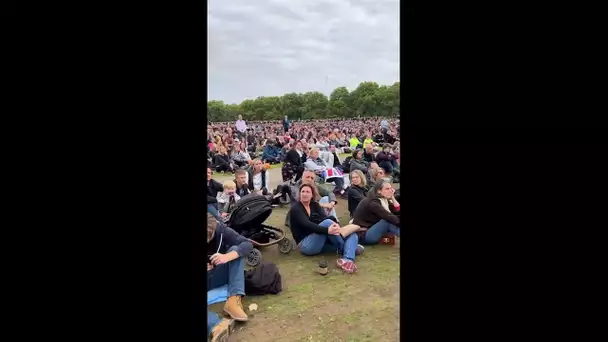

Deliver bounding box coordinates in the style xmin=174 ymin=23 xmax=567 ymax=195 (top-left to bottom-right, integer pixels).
xmin=207 ymin=81 xmax=400 ymax=121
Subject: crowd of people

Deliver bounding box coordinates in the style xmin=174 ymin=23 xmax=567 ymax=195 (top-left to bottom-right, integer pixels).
xmin=205 ymin=116 xmax=401 ymax=341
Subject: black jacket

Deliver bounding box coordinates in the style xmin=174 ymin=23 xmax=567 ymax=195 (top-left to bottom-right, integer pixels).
xmin=375 ymin=151 xmax=394 ymax=163
xmin=347 ymin=185 xmax=369 ymax=216
xmin=363 ymin=150 xmax=375 ymax=163
xmin=207 ymin=179 xmax=224 ymax=204
xmin=289 ymin=201 xmax=335 ymax=244
xmin=352 ymin=191 xmax=400 ymax=228
xmin=214 ymin=153 xmax=231 ymax=165
xmin=234 ymin=182 xmax=251 ymax=197
xmin=284 ymin=148 xmax=303 ymax=166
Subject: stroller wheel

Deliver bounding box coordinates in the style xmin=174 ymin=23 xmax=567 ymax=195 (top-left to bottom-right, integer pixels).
xmin=278 ymin=239 xmax=293 ymax=254
xmin=246 ymin=248 xmax=262 ymax=267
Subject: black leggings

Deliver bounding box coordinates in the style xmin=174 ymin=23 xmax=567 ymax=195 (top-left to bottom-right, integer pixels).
xmin=268 ymin=185 xmax=291 ymax=205
xmin=233 ymin=160 xmax=248 ymax=168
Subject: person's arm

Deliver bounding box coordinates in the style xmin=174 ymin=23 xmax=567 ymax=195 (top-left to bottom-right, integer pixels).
xmin=290 ymin=205 xmax=330 ymax=235
xmin=317 ymin=185 xmax=337 ymax=203
xmin=263 ymin=172 xmax=270 ymax=193
xmin=215 ymin=221 xmax=253 ymax=257
xmin=369 ymin=201 xmax=400 ymax=226
xmin=304 ymin=159 xmax=324 ymax=172
xmin=375 ymin=152 xmax=389 ymax=161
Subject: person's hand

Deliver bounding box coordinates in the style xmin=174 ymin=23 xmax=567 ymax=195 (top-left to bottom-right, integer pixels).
xmin=221 ymin=212 xmax=228 ymax=218
xmin=328 ymin=223 xmax=341 ymax=235
xmin=327 ymin=201 xmax=336 ymax=209
xmin=207 ymin=263 xmax=214 ymax=271
xmin=210 ymin=253 xmax=231 ymax=265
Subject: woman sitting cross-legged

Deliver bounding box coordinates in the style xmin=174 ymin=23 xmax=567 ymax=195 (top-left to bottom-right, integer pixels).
xmin=207 ymin=213 xmax=252 ymax=326
xmin=352 ymin=180 xmax=400 ymax=245
xmin=289 ymin=183 xmax=364 ymax=273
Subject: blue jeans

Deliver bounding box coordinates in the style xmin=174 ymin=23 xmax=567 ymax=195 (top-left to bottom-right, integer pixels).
xmin=208 ymin=311 xmax=220 ymax=337
xmin=379 ymin=160 xmax=398 ymax=174
xmin=208 ymin=204 xmax=221 ymax=220
xmin=298 ymin=219 xmax=358 ymax=261
xmin=319 ymin=196 xmax=338 ymax=222
xmin=207 ymin=246 xmax=246 ymax=297
xmin=362 ymin=219 xmax=400 ymax=245
xmin=326 ymin=177 xmax=345 ymax=190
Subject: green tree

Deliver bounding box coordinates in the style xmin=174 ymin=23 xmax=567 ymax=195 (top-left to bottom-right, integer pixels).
xmin=207 ymin=81 xmax=400 ymax=121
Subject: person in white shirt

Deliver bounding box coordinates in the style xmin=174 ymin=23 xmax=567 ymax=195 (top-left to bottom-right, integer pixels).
xmin=235 ymin=115 xmax=248 ymax=139
xmin=245 ymin=158 xmax=270 ymax=195
xmin=305 ymin=148 xmax=346 ymax=197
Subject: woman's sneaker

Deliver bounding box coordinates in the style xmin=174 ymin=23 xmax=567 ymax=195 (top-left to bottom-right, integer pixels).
xmin=336 ymin=258 xmax=357 ymax=274
xmin=355 ymin=244 xmax=365 ymax=255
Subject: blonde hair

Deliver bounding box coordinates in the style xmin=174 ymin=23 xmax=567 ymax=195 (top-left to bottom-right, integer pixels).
xmin=309 ymin=148 xmax=320 ymax=157
xmin=350 ymin=170 xmax=367 ymax=187
xmin=298 ymin=183 xmax=320 ymax=202
xmin=223 ymin=180 xmax=236 ymax=190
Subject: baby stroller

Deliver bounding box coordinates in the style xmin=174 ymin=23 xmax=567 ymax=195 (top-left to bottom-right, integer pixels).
xmin=227 ymin=194 xmax=295 ymax=267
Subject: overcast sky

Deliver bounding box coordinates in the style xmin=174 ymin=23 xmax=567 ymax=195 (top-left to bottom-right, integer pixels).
xmin=208 ymin=0 xmax=400 ymax=104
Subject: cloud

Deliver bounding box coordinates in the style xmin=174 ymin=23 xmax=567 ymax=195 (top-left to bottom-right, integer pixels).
xmin=208 ymin=0 xmax=400 ymax=104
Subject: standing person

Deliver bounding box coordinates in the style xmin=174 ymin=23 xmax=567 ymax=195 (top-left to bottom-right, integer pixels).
xmin=288 ymin=183 xmax=364 ymax=273
xmin=235 ymin=114 xmax=248 ymax=139
xmin=282 ymin=115 xmax=290 ymax=133
xmin=380 ymin=118 xmax=389 ymax=141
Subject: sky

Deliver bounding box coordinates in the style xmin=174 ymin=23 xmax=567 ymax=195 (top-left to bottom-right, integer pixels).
xmin=208 ymin=0 xmax=400 ymax=104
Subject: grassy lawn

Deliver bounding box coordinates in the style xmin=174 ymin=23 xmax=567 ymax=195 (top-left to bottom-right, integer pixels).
xmin=210 ymin=167 xmax=400 ymax=341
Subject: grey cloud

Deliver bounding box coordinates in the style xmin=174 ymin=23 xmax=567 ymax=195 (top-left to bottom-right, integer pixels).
xmin=208 ymin=0 xmax=400 ymax=104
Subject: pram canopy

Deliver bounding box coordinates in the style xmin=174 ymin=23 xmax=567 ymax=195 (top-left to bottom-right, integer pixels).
xmin=228 ymin=194 xmax=272 ymax=231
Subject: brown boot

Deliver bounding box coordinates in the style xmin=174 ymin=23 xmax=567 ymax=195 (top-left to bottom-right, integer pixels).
xmin=210 ymin=318 xmax=235 ymax=342
xmin=223 ymin=296 xmax=248 ymax=321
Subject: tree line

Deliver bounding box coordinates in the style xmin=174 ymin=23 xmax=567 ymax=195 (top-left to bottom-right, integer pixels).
xmin=207 ymin=81 xmax=400 ymax=122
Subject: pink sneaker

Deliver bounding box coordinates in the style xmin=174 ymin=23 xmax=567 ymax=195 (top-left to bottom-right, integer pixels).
xmin=336 ymin=258 xmax=357 ymax=273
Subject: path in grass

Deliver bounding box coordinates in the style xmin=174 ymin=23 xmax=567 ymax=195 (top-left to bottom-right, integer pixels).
xmin=210 ymin=165 xmax=400 ymax=342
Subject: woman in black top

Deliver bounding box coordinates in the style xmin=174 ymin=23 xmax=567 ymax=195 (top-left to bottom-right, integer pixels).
xmin=289 ymin=183 xmax=363 ymax=273
xmin=282 ymin=141 xmax=305 ymax=182
xmin=214 ymin=146 xmax=235 ymax=173
xmin=347 ymin=170 xmax=370 ymax=217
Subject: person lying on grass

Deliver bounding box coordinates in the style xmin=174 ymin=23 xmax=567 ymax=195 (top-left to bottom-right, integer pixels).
xmin=207 ymin=213 xmax=252 ymax=327
xmin=352 ymin=180 xmax=400 ymax=245
xmin=289 ymin=183 xmax=365 ymax=273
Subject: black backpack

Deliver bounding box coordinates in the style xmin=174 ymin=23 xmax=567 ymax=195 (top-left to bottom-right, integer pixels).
xmin=341 ymin=156 xmax=353 ymax=173
xmin=244 ymin=262 xmax=283 ymax=295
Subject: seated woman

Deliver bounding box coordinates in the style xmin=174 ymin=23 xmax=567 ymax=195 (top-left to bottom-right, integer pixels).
xmin=216 ymin=180 xmax=241 ymax=221
xmin=289 ymin=183 xmax=364 ymax=273
xmin=230 ymin=144 xmax=250 ymax=169
xmin=350 ymin=149 xmax=370 ymax=174
xmin=214 ymin=146 xmax=235 ymax=173
xmin=207 ymin=166 xmax=224 ymax=220
xmin=347 ymin=170 xmax=370 ymax=218
xmin=304 ymin=148 xmax=347 ymax=198
xmin=282 ymin=140 xmax=305 ymax=183
xmin=245 ymin=158 xmax=271 ymax=196
xmin=352 ymin=180 xmax=400 ymax=245
xmin=207 ymin=213 xmax=252 ymax=326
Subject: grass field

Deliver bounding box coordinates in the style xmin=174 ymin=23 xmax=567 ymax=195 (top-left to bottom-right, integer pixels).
xmin=210 ymin=163 xmax=400 ymax=342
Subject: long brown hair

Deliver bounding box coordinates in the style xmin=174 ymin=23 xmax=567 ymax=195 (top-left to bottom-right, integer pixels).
xmin=298 ymin=183 xmax=320 ymax=202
